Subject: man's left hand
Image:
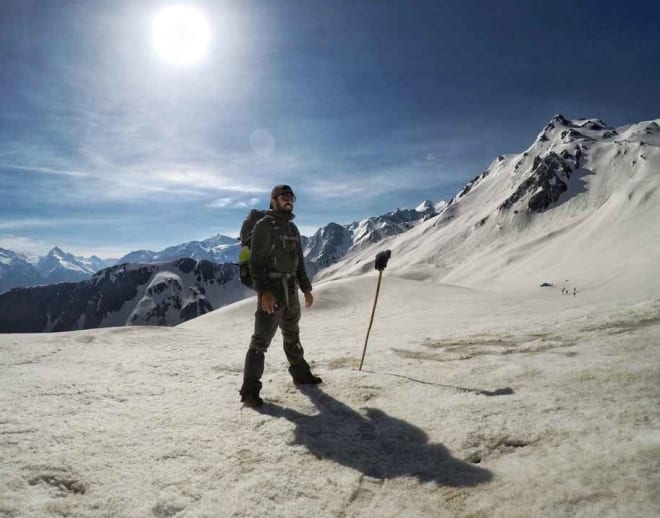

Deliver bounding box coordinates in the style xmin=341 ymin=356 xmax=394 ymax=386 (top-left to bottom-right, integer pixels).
xmin=304 ymin=291 xmax=314 ymax=308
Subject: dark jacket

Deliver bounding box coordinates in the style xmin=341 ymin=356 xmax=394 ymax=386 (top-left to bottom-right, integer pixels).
xmin=249 ymin=210 xmax=312 ymax=295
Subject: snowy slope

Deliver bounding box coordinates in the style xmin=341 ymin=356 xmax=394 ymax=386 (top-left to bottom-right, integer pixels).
xmin=316 ymin=115 xmax=660 ymax=298
xmin=1 ymin=275 xmax=658 ymax=517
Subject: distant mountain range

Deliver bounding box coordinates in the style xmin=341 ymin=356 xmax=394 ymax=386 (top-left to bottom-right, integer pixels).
xmin=116 ymin=234 xmax=240 ymax=265
xmin=0 ymin=202 xmax=442 ymax=295
xmin=0 ymin=201 xmax=442 ymax=330
xmin=0 ymin=247 xmax=115 ymax=294
xmin=0 ymin=258 xmax=251 ymax=332
xmin=304 ymin=202 xmax=440 ymax=270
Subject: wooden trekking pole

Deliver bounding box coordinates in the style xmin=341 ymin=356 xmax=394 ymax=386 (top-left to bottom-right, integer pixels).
xmin=359 ymin=250 xmax=391 ymax=371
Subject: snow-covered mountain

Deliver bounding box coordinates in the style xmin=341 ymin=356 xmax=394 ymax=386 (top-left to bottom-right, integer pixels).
xmin=80 ymin=254 xmax=115 ymax=273
xmin=1 ymin=246 xmax=117 ymax=294
xmin=0 ymin=248 xmax=43 ymax=294
xmin=304 ymin=203 xmax=439 ymax=269
xmin=117 ymin=234 xmax=240 ymax=265
xmin=0 ymin=258 xmax=251 ymax=332
xmin=316 ymin=114 xmax=660 ymax=296
xmin=34 ymin=246 xmax=107 ymax=283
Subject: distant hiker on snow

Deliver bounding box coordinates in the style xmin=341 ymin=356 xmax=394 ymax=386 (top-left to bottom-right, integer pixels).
xmin=239 ymin=184 xmax=321 ymax=408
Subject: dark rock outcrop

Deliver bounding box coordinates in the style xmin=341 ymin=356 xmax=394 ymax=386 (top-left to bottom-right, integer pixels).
xmin=499 ymin=151 xmax=580 ymax=213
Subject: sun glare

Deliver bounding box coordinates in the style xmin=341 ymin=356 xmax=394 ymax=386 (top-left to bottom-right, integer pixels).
xmin=152 ymin=5 xmax=211 ymax=65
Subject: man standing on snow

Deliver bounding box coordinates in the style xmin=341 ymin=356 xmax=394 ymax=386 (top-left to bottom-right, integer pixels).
xmin=240 ymin=185 xmax=322 ymax=408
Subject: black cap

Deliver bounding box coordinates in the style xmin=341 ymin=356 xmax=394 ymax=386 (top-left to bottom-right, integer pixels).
xmin=271 ymin=184 xmax=296 ymax=200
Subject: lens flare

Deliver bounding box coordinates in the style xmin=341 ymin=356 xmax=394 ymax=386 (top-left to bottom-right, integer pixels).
xmin=250 ymin=129 xmax=276 ymax=157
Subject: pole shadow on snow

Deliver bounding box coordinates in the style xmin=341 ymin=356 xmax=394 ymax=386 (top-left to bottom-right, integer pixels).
xmin=260 ymin=387 xmax=493 ymax=486
xmin=361 ymin=369 xmax=515 ymax=397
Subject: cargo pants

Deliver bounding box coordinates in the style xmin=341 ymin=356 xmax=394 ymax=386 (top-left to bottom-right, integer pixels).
xmin=241 ymin=282 xmax=311 ymax=395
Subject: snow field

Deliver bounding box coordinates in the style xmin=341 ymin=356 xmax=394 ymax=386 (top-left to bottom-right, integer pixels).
xmin=1 ymin=276 xmax=659 ymax=517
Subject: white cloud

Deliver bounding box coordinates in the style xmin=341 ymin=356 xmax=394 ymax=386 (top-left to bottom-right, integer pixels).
xmin=306 ymin=174 xmax=407 ymax=200
xmin=0 ymin=217 xmax=126 ymax=230
xmin=0 ymin=219 xmax=62 ymax=230
xmin=0 ymin=234 xmax=130 ymax=259
xmin=0 ymin=163 xmax=91 ymax=178
xmin=207 ymin=196 xmax=263 ymax=209
xmin=208 ymin=197 xmax=233 ymax=208
xmin=148 ymin=168 xmax=268 ymax=194
xmin=0 ymin=234 xmax=51 ymax=255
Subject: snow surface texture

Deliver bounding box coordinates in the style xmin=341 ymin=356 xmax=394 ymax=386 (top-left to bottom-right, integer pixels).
xmin=1 ymin=277 xmax=659 ymax=517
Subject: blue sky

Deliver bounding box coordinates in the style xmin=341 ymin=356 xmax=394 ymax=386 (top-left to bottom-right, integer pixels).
xmin=1 ymin=0 xmax=659 ymax=258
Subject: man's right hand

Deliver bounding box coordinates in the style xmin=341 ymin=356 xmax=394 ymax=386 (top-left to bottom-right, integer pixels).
xmin=261 ymin=291 xmax=277 ymax=314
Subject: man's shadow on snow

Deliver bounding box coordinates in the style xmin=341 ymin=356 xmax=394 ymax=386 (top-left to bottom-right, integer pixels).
xmin=260 ymin=387 xmax=492 ymax=486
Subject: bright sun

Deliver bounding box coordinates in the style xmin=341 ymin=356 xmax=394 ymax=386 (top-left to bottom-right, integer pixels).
xmin=152 ymin=5 xmax=211 ymax=65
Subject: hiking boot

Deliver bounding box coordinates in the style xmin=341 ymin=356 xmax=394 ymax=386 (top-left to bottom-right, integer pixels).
xmin=240 ymin=391 xmax=264 ymax=408
xmin=288 ymin=363 xmax=322 ymax=385
xmin=293 ymin=373 xmax=323 ymax=385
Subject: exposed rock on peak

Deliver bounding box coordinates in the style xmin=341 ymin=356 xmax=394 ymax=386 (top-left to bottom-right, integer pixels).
xmin=560 ymin=128 xmax=594 ymax=142
xmin=576 ymin=119 xmax=609 ymax=131
xmin=645 ymin=121 xmax=660 ymax=133
xmin=551 ymin=114 xmax=572 ymax=126
xmin=499 ymin=150 xmax=580 ymax=213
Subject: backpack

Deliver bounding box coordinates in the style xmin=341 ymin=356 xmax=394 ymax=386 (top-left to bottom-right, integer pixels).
xmin=238 ymin=209 xmax=267 ymax=288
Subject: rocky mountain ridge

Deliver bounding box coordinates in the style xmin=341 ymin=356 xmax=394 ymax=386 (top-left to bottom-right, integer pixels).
xmin=0 ymin=247 xmax=115 ymax=294
xmin=117 ymin=234 xmax=239 ymax=265
xmin=0 ymin=258 xmax=250 ymax=332
xmin=304 ymin=204 xmax=438 ymax=269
